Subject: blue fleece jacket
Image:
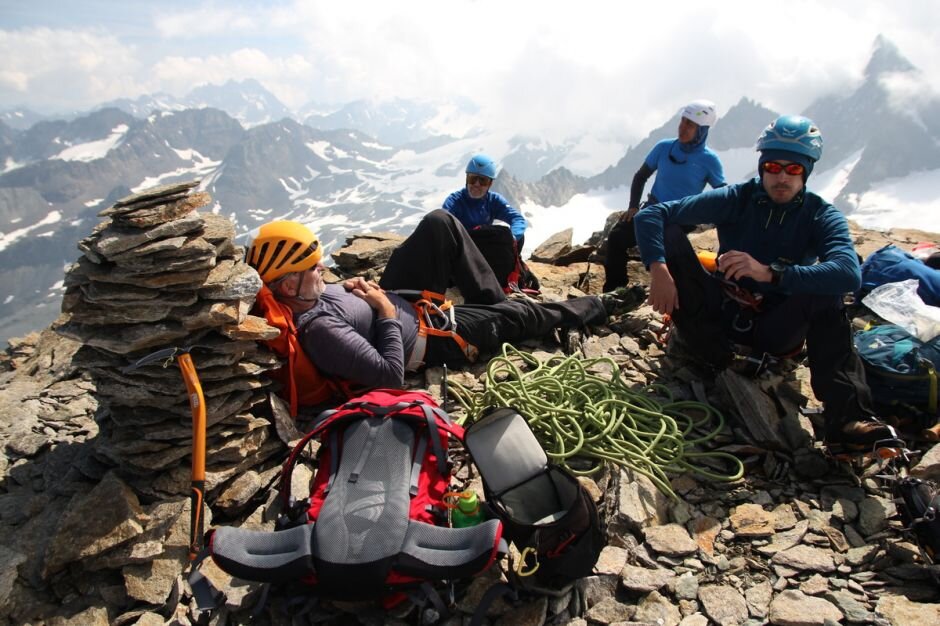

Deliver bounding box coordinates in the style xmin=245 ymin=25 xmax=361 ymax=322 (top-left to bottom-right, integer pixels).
xmin=442 ymin=188 xmax=527 ymax=240
xmin=634 ymin=178 xmax=862 ymax=296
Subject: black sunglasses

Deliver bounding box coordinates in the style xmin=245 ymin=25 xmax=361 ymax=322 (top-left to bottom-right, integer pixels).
xmin=467 ymin=174 xmax=492 ymax=186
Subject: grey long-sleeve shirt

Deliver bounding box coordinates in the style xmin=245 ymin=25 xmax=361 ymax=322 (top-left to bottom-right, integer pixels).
xmin=295 ymin=285 xmax=419 ymax=389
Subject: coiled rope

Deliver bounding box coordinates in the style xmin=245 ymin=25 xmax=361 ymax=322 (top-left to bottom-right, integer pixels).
xmin=447 ymin=344 xmax=744 ymax=500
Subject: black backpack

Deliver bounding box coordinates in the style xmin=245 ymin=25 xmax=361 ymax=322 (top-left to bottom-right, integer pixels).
xmin=464 ymin=406 xmax=604 ymax=589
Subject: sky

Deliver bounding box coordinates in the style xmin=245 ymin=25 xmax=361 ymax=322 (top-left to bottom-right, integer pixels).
xmin=1 ymin=1 xmax=939 ymax=142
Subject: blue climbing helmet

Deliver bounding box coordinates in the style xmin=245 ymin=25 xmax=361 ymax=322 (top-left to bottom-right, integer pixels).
xmin=756 ymin=115 xmax=824 ymax=162
xmin=466 ymin=153 xmax=498 ymax=179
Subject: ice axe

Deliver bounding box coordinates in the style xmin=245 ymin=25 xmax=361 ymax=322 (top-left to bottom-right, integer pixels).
xmin=124 ymin=346 xmax=207 ymax=561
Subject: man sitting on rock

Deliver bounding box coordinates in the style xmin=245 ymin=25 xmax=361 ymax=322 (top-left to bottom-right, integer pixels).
xmin=633 ymin=115 xmax=893 ymax=449
xmin=441 ymin=153 xmax=537 ymax=291
xmin=246 ymin=211 xmax=623 ymax=404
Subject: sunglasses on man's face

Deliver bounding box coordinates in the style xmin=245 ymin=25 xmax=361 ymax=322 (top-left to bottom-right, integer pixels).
xmin=467 ymin=174 xmax=492 ymax=187
xmin=762 ymin=161 xmax=805 ymax=176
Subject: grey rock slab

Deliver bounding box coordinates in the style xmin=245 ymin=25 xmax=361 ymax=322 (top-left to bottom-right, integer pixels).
xmin=0 ymin=545 xmax=27 ymax=606
xmin=108 ymin=180 xmax=201 ymax=210
xmin=199 ymin=260 xmax=262 ymax=300
xmin=43 ymin=472 xmax=145 ymax=576
xmin=745 ymin=580 xmax=773 ymax=618
xmin=824 ymin=590 xmax=875 ymax=623
xmin=756 ymin=520 xmax=809 ymax=556
xmin=699 ymin=584 xmax=749 ymax=626
xmin=875 ymin=594 xmax=940 ymax=625
xmin=91 ymin=213 xmax=205 ymax=258
xmin=644 ymin=523 xmax=699 ymax=557
xmin=634 ymin=589 xmax=682 ymax=626
xmin=583 ymin=597 xmax=634 ymax=624
xmin=730 ymin=502 xmax=776 ymax=538
xmin=909 ymin=440 xmax=940 ymax=481
xmin=112 ymin=191 xmax=211 ymax=228
xmin=771 ymin=545 xmax=836 ymax=573
xmin=619 ymin=564 xmax=676 ymax=593
xmin=594 ymin=545 xmax=628 ymax=575
xmin=674 ymin=571 xmax=699 ymax=600
xmin=768 ymin=589 xmax=843 ymax=625
xmin=857 ymin=496 xmax=895 ymax=536
xmin=122 ymin=557 xmax=183 ymax=604
xmin=609 ymin=467 xmax=669 ymax=534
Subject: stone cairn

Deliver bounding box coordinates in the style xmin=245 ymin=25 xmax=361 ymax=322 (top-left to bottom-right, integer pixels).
xmin=56 ymin=180 xmax=283 ymax=502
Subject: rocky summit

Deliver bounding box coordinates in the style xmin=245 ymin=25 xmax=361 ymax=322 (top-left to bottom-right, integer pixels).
xmin=1 ymin=182 xmax=939 ymax=626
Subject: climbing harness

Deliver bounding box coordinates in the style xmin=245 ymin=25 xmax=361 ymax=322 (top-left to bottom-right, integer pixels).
xmin=394 ymin=290 xmax=479 ymax=370
xmin=446 ymin=344 xmax=744 ymax=500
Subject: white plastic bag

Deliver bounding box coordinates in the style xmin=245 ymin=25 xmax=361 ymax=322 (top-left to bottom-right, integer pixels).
xmin=862 ymin=279 xmax=940 ymax=342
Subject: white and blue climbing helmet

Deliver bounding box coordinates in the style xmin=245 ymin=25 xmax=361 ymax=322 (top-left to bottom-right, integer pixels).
xmin=466 ymin=154 xmax=498 ymax=179
xmin=681 ymin=100 xmax=718 ymax=127
xmin=756 ymin=115 xmax=824 ymax=162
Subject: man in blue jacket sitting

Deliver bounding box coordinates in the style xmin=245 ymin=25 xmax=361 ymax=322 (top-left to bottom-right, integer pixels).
xmin=441 ymin=154 xmax=534 ymax=290
xmin=634 ymin=115 xmax=892 ymax=448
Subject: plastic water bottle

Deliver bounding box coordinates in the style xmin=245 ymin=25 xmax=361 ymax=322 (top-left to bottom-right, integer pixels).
xmin=451 ymin=492 xmax=484 ymax=528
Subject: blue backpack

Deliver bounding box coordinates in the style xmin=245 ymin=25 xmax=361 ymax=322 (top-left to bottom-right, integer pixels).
xmin=860 ymin=244 xmax=940 ymax=306
xmin=854 ymin=324 xmax=940 ymax=415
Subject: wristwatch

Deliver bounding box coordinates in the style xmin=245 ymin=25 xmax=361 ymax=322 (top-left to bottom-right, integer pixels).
xmin=769 ymin=261 xmax=787 ymax=286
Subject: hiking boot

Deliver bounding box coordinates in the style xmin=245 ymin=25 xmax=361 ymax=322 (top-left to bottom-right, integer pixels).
xmin=599 ymin=284 xmax=647 ymax=317
xmin=825 ymin=417 xmax=897 ymax=451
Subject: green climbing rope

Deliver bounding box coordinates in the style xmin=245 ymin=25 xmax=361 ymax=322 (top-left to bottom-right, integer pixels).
xmin=447 ymin=344 xmax=744 ymax=500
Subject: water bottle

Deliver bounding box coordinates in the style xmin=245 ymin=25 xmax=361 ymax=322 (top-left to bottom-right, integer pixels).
xmin=451 ymin=492 xmax=484 ymax=528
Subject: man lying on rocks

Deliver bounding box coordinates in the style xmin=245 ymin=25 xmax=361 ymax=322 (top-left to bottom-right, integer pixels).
xmin=633 ymin=114 xmax=894 ymax=451
xmin=245 ymin=210 xmax=637 ymax=395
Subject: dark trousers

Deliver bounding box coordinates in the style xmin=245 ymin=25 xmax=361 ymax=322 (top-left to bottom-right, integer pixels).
xmin=379 ymin=209 xmax=506 ymax=305
xmin=424 ymin=297 xmax=606 ymax=367
xmin=662 ymin=224 xmax=876 ymax=425
xmin=603 ymin=217 xmax=638 ymax=292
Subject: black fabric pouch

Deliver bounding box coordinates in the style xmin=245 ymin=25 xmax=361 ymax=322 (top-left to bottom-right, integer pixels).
xmin=464 ymin=407 xmax=604 ymax=588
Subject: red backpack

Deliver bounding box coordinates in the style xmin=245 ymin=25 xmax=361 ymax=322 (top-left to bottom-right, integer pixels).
xmin=207 ymin=390 xmax=504 ymax=603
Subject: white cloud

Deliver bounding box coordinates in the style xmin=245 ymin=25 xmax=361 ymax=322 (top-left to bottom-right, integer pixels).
xmin=152 ymin=49 xmax=314 ymax=108
xmin=1 ymin=0 xmax=939 ymax=141
xmin=154 ymin=4 xmax=258 ymax=38
xmin=0 ymin=27 xmax=143 ymax=111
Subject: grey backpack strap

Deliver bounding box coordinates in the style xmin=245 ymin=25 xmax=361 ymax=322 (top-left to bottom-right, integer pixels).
xmin=209 ymin=523 xmax=316 ymax=584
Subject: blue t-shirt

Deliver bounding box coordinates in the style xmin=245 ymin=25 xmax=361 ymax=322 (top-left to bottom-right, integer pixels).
xmin=442 ymin=188 xmax=527 ymax=240
xmin=645 ymin=139 xmax=725 ymax=203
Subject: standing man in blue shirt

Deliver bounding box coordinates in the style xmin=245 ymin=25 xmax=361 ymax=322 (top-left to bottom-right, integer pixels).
xmin=633 ymin=115 xmax=891 ymax=449
xmin=603 ymin=100 xmax=726 ymax=291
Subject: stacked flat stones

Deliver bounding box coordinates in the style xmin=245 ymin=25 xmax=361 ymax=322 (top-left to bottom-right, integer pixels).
xmin=56 ymin=180 xmax=283 ymax=499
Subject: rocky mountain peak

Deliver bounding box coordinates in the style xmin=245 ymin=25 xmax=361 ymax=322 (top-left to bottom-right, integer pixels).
xmin=864 ymin=35 xmax=917 ymax=79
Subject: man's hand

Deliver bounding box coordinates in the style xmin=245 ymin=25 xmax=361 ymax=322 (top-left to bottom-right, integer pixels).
xmin=717 ymin=250 xmax=773 ymax=283
xmin=345 ymin=277 xmax=397 ymax=318
xmin=648 ymin=262 xmax=679 ymax=315
xmin=619 ymin=206 xmax=640 ymax=223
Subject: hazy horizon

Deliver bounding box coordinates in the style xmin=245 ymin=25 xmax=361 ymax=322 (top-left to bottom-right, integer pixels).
xmin=2 ymin=1 xmax=939 ymax=144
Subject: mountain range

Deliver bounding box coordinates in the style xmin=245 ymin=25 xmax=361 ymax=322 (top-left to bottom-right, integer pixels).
xmin=1 ymin=35 xmax=937 ymax=343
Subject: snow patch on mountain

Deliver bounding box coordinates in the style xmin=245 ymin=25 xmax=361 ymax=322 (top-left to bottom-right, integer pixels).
xmin=814 ymin=150 xmax=864 ymax=202
xmin=53 ymin=124 xmax=128 ymax=162
xmin=133 ymin=150 xmax=221 ymax=192
xmin=844 ymin=167 xmax=940 ymax=233
xmin=521 ymin=187 xmax=625 ymax=257
xmin=0 ymin=210 xmax=62 ymax=252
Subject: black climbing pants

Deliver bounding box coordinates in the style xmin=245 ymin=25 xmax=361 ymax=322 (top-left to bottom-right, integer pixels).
xmin=661 ymin=224 xmax=876 ymax=425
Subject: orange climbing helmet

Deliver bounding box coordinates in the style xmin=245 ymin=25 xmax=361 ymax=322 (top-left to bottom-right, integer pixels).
xmin=246 ymin=220 xmax=322 ymax=284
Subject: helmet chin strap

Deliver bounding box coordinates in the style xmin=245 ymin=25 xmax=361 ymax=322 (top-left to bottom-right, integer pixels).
xmin=291 ymin=271 xmax=321 ymax=303
xmin=275 ymin=270 xmax=321 ymax=303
